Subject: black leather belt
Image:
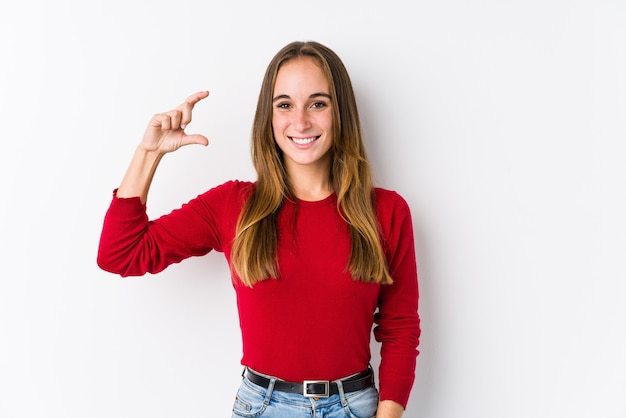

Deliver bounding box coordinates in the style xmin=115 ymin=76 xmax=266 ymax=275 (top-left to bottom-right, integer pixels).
xmin=243 ymin=367 xmax=374 ymax=398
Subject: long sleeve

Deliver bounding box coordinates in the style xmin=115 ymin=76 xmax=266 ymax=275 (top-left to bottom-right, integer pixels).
xmin=97 ymin=181 xmax=248 ymax=277
xmin=373 ymin=190 xmax=420 ymax=408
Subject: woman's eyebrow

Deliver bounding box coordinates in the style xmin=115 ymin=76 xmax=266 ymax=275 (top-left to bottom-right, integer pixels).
xmin=310 ymin=92 xmax=331 ymax=100
xmin=272 ymin=92 xmax=331 ymax=102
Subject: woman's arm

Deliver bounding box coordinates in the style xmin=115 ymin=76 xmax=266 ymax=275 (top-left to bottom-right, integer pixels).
xmin=97 ymin=91 xmax=214 ymax=275
xmin=374 ymin=190 xmax=420 ymax=410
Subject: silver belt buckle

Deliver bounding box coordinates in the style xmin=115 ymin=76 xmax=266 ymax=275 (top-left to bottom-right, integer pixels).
xmin=303 ymin=380 xmax=330 ymax=398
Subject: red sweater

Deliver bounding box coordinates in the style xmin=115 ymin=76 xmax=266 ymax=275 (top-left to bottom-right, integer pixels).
xmin=97 ymin=180 xmax=420 ymax=408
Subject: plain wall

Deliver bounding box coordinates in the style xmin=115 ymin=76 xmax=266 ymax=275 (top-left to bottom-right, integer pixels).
xmin=1 ymin=1 xmax=624 ymax=417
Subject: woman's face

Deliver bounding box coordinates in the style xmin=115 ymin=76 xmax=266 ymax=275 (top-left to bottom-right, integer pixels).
xmin=271 ymin=56 xmax=334 ymax=174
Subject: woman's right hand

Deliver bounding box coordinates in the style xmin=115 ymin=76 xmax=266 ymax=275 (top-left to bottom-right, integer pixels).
xmin=139 ymin=91 xmax=210 ymax=154
xmin=115 ymin=91 xmax=211 ymax=201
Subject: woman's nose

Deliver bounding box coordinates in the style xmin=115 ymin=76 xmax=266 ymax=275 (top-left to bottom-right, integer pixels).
xmin=294 ymin=109 xmax=311 ymax=131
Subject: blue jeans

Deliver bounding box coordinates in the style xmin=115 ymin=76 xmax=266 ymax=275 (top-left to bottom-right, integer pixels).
xmin=231 ymin=370 xmax=379 ymax=418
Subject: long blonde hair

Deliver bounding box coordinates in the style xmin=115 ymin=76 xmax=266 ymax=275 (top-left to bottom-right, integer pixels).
xmin=231 ymin=41 xmax=393 ymax=287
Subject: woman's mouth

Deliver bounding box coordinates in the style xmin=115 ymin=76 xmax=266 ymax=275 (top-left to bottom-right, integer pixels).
xmin=289 ymin=136 xmax=319 ymax=145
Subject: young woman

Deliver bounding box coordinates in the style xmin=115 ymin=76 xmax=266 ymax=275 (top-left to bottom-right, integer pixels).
xmin=98 ymin=41 xmax=420 ymax=418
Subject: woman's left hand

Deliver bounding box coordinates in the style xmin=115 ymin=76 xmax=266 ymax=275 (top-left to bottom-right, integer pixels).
xmin=376 ymin=400 xmax=404 ymax=418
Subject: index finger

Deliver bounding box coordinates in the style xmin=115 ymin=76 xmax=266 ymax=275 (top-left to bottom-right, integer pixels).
xmin=183 ymin=90 xmax=210 ymax=107
xmin=177 ymin=90 xmax=210 ymax=128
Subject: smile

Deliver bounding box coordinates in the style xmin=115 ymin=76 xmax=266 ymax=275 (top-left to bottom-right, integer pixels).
xmin=289 ymin=136 xmax=319 ymax=145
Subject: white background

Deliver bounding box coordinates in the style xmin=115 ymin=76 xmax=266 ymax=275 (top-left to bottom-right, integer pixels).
xmin=1 ymin=1 xmax=625 ymax=417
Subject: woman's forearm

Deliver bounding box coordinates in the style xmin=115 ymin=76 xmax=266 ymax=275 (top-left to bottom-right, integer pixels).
xmin=116 ymin=146 xmax=164 ymax=203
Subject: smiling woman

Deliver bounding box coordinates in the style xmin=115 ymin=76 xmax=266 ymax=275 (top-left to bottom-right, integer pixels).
xmin=97 ymin=40 xmax=420 ymax=418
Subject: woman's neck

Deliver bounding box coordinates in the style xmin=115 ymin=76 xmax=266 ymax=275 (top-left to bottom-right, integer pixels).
xmin=286 ymin=162 xmax=333 ymax=202
xmin=291 ymin=181 xmax=333 ymax=201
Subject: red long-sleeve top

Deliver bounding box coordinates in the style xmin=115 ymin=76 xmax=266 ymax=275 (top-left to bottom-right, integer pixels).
xmin=97 ymin=180 xmax=420 ymax=408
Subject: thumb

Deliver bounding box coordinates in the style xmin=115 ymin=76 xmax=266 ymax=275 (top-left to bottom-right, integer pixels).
xmin=181 ymin=133 xmax=209 ymax=147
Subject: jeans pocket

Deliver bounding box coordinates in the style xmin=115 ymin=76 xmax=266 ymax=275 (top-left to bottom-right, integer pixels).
xmin=344 ymin=386 xmax=379 ymax=418
xmin=232 ymin=379 xmax=269 ymax=417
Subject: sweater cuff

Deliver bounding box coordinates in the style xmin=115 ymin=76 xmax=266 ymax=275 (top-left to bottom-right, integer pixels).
xmin=109 ymin=188 xmax=146 ymax=217
xmin=379 ymin=372 xmax=414 ymax=409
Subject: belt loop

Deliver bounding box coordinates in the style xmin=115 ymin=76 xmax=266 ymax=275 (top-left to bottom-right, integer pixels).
xmin=263 ymin=376 xmax=277 ymax=406
xmin=335 ymin=379 xmax=349 ymax=407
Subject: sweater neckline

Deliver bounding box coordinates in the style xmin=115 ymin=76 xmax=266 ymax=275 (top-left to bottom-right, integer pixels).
xmin=289 ymin=193 xmax=337 ymax=208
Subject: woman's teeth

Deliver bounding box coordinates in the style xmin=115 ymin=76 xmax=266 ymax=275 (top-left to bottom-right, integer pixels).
xmin=291 ymin=136 xmax=317 ymax=145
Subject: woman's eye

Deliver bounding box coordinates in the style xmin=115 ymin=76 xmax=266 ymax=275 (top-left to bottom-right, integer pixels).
xmin=312 ymin=102 xmax=328 ymax=109
xmin=276 ymin=102 xmax=291 ymax=109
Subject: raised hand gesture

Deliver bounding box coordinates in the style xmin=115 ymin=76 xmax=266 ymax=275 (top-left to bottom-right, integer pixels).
xmin=117 ymin=91 xmax=210 ymax=201
xmin=140 ymin=91 xmax=210 ymax=154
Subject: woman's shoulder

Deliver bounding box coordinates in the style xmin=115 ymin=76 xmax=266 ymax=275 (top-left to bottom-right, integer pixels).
xmin=196 ymin=179 xmax=256 ymax=206
xmin=374 ymin=187 xmax=412 ymax=219
xmin=215 ymin=179 xmax=256 ymax=192
xmin=203 ymin=179 xmax=255 ymax=193
xmin=374 ymin=187 xmax=409 ymax=206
